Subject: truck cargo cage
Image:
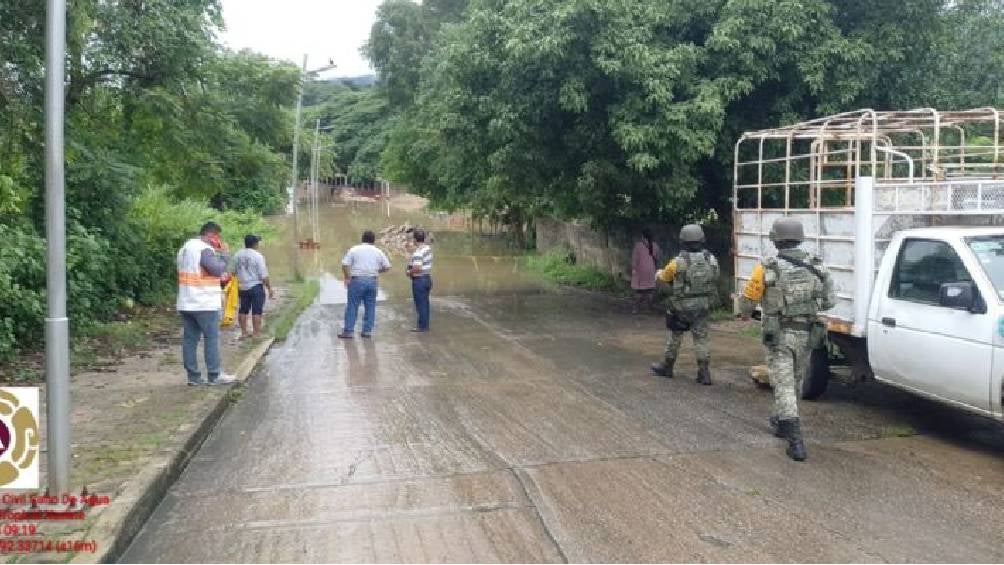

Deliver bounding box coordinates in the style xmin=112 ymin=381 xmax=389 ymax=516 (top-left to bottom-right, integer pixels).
xmin=732 ymin=108 xmax=1004 ymax=336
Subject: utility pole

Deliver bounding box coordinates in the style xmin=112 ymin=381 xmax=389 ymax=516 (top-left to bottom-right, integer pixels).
xmin=312 ymin=119 xmax=320 ymax=244
xmin=289 ymin=57 xmax=336 ymax=275
xmin=289 ymin=54 xmax=308 ymax=279
xmin=45 ymin=0 xmax=70 ymax=494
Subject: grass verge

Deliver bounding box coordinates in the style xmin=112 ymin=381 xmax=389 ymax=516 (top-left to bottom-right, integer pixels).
xmin=272 ymin=279 xmax=320 ymax=341
xmin=523 ymin=249 xmax=630 ymax=295
xmin=1 ymin=306 xmax=177 ymax=385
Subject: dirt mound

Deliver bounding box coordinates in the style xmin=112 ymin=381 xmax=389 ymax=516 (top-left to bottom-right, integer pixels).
xmin=378 ymin=223 xmax=434 ymax=256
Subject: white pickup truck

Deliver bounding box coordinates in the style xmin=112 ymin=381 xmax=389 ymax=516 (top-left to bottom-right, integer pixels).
xmin=732 ymin=108 xmax=1004 ymax=421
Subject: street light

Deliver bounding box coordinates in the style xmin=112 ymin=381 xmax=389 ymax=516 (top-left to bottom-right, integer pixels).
xmin=310 ymin=119 xmax=320 ymax=245
xmin=306 ymin=122 xmax=344 ymax=246
xmin=289 ymin=55 xmax=336 ymax=278
xmin=44 ymin=0 xmax=71 ymax=494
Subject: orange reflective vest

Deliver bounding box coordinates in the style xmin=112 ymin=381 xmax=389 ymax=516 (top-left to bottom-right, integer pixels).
xmin=176 ymin=238 xmax=223 ymax=311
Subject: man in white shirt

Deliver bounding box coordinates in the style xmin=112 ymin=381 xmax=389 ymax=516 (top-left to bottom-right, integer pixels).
xmin=338 ymin=230 xmax=392 ymax=339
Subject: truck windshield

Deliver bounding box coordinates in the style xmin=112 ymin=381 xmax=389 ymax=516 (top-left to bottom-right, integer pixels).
xmin=967 ymin=236 xmax=1004 ymax=302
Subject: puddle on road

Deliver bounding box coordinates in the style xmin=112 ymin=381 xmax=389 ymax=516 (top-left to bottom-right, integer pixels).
xmin=262 ymin=195 xmax=544 ymax=301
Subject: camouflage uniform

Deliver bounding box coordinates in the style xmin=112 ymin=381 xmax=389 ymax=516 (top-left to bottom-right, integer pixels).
xmin=652 ymin=225 xmax=719 ymax=384
xmin=664 ymin=308 xmax=710 ymax=363
xmin=741 ymin=219 xmax=835 ymax=461
xmin=664 ymin=251 xmax=718 ymax=363
xmin=759 ymin=251 xmax=834 ymax=420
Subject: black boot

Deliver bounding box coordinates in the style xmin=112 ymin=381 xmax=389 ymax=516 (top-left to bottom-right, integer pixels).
xmin=769 ymin=415 xmax=786 ymax=438
xmin=779 ymin=418 xmax=807 ymax=461
xmin=651 ymin=359 xmax=674 ymax=378
xmin=696 ymin=359 xmax=712 ymax=385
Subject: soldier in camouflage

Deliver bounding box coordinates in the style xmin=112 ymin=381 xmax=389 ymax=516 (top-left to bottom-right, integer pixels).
xmin=651 ymin=224 xmax=720 ymax=385
xmin=740 ymin=218 xmax=835 ymax=462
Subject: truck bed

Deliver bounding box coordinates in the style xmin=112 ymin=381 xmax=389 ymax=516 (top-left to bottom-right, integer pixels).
xmin=733 ymin=178 xmax=1004 ymax=335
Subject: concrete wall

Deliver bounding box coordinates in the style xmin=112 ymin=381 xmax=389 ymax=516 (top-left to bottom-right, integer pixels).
xmin=535 ymin=218 xmax=632 ymax=278
xmin=535 ymin=217 xmax=732 ymax=284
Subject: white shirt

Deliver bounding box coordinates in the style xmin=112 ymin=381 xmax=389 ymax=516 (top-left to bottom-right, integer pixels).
xmin=342 ymin=244 xmax=391 ymax=277
xmin=233 ymin=248 xmax=269 ymax=291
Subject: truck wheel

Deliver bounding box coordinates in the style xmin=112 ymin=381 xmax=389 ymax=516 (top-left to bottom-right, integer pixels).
xmin=801 ymin=347 xmax=830 ymax=400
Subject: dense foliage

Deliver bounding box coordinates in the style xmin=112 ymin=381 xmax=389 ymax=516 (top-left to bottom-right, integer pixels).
xmin=368 ymin=0 xmax=1004 ymax=236
xmin=363 ymin=0 xmax=470 ymax=109
xmin=0 ymin=0 xmax=293 ymax=359
xmin=300 ymin=81 xmax=395 ymax=186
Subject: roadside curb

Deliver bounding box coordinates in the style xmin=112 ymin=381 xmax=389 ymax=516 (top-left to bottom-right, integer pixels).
xmin=71 ymin=336 xmax=275 ymax=564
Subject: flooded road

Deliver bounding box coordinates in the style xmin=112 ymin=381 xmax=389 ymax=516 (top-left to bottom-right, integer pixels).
xmin=265 ymin=196 xmax=542 ymax=300
xmin=123 ymin=198 xmax=1004 ymax=562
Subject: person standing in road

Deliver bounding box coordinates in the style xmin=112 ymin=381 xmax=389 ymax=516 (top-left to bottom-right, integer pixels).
xmin=740 ymin=218 xmax=835 ymax=462
xmin=338 ymin=230 xmax=392 ymax=339
xmin=177 ymin=222 xmax=235 ymax=386
xmin=631 ymin=228 xmax=661 ymax=314
xmin=233 ymin=234 xmax=275 ymax=339
xmin=407 ymin=228 xmax=434 ymax=332
xmin=650 ymin=224 xmax=719 ymax=385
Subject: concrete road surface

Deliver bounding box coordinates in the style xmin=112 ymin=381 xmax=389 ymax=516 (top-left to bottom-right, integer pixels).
xmin=122 ymin=289 xmax=1004 ymax=563
xmin=122 ymin=205 xmax=1004 ymax=563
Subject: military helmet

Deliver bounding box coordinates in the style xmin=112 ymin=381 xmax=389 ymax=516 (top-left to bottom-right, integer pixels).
xmin=769 ymin=218 xmax=804 ymax=243
xmin=679 ymin=224 xmax=705 ymax=244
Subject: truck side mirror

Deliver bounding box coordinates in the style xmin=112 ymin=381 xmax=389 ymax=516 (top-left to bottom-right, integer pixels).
xmin=939 ymin=281 xmax=979 ymax=312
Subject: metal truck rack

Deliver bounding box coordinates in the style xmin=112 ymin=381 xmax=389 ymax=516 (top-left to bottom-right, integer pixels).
xmin=732 ymin=108 xmax=1004 ymax=337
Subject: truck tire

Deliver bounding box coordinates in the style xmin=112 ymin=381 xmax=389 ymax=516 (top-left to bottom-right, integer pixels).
xmin=801 ymin=347 xmax=830 ymax=400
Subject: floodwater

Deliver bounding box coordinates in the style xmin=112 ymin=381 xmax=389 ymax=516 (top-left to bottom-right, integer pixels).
xmin=122 ymin=196 xmax=1004 ymax=563
xmin=261 ymin=196 xmax=542 ymax=301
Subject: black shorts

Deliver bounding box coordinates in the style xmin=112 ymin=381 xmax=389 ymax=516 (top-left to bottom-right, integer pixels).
xmin=238 ymin=284 xmax=266 ymax=315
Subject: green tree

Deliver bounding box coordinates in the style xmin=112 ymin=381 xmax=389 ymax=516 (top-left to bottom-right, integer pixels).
xmin=302 ymin=81 xmax=396 ymax=186
xmin=0 ymin=0 xmax=297 ymax=360
xmin=381 ymin=0 xmax=1003 ymax=233
xmin=363 ymin=0 xmax=470 ymax=108
xmin=917 ymin=0 xmax=1004 ymax=109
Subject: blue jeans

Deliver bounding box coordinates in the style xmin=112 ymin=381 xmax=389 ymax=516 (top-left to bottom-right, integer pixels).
xmin=344 ymin=277 xmax=378 ymax=334
xmin=412 ymin=275 xmax=433 ymax=330
xmin=180 ymin=310 xmax=221 ymax=383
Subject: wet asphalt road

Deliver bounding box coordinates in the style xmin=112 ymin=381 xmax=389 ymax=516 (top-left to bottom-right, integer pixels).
xmin=122 ymin=286 xmax=1004 ymax=562
xmin=122 ymin=202 xmax=1004 ymax=563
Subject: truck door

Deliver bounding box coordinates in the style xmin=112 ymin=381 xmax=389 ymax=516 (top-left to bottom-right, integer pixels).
xmin=868 ymin=238 xmax=993 ymax=412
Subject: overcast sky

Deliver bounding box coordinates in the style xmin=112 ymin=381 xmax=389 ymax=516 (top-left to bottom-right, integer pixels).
xmin=219 ymin=0 xmax=381 ymax=78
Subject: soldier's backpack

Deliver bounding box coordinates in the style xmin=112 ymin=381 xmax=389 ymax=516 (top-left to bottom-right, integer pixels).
xmin=672 ymin=250 xmax=719 ymax=311
xmin=764 ymin=253 xmax=821 ymax=318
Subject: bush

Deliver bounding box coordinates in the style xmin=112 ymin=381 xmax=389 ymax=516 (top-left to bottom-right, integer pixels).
xmin=129 ymin=187 xmax=274 ymax=303
xmin=0 ymin=222 xmax=121 ymax=360
xmin=0 ymin=187 xmax=273 ymax=361
xmin=524 ymin=249 xmax=628 ymax=294
xmin=0 ymin=223 xmax=46 ymax=359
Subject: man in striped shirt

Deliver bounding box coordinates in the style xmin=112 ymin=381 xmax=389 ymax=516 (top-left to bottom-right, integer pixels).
xmin=407 ymin=229 xmax=433 ymax=332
